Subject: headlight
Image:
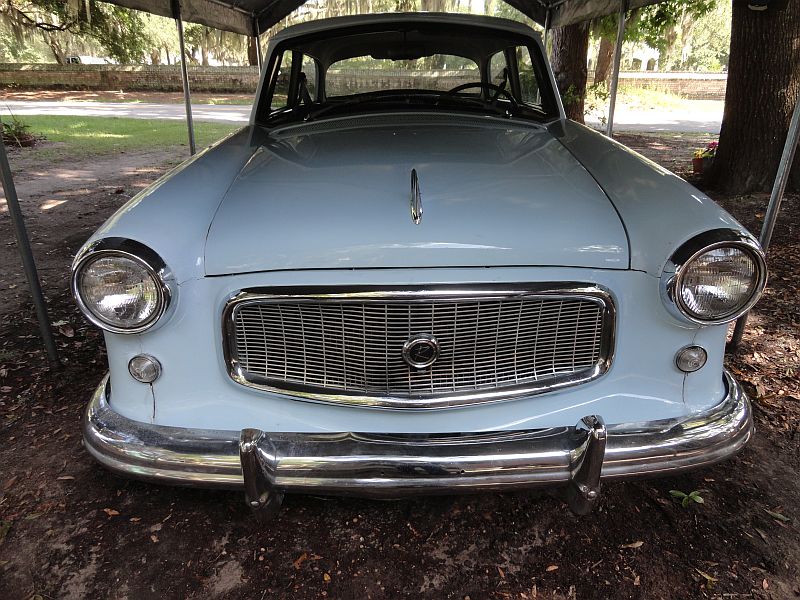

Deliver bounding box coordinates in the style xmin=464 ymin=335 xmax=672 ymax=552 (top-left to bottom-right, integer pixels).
xmin=72 ymin=239 xmax=171 ymax=333
xmin=663 ymin=229 xmax=766 ymax=325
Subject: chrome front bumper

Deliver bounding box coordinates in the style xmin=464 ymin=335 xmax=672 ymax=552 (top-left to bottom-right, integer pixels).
xmin=83 ymin=371 xmax=752 ymax=515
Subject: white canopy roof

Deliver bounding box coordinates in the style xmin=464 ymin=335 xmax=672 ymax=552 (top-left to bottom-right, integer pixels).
xmin=101 ymin=0 xmax=661 ymax=37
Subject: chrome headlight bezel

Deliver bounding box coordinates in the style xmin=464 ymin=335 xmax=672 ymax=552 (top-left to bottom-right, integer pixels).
xmin=71 ymin=238 xmax=173 ymax=334
xmin=661 ymin=229 xmax=767 ymax=326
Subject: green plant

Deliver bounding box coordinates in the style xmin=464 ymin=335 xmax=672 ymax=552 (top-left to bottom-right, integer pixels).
xmin=584 ymin=82 xmax=610 ymax=127
xmin=1 ymin=112 xmax=32 ymax=147
xmin=670 ymin=489 xmax=705 ymax=508
xmin=561 ymin=84 xmax=580 ymax=110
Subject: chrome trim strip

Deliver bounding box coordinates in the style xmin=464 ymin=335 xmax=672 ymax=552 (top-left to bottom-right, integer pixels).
xmin=410 ymin=168 xmax=422 ymax=225
xmin=83 ymin=371 xmax=753 ymax=493
xmin=71 ymin=238 xmax=174 ymax=335
xmin=660 ymin=228 xmax=768 ymax=326
xmin=221 ymin=283 xmax=616 ymax=409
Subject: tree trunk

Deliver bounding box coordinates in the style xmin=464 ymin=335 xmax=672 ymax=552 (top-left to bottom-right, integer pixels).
xmin=550 ymin=22 xmax=590 ymax=123
xmin=247 ymin=36 xmax=259 ymax=66
xmin=201 ymin=28 xmax=210 ymax=66
xmin=594 ymin=36 xmax=614 ymax=85
xmin=46 ymin=33 xmax=65 ymax=65
xmin=710 ymin=0 xmax=799 ymax=194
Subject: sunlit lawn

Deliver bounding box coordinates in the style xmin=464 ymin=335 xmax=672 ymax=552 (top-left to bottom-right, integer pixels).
xmin=21 ymin=116 xmax=240 ymax=158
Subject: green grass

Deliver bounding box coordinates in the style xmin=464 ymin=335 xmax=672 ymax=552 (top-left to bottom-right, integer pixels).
xmin=20 ymin=115 xmax=239 ymax=158
xmin=204 ymin=97 xmax=253 ymax=105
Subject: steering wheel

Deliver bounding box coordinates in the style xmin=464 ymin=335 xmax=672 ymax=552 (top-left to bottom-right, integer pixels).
xmin=442 ymin=82 xmax=519 ymax=110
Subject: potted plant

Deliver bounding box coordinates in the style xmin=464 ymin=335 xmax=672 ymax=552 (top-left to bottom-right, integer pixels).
xmin=692 ymin=141 xmax=718 ymax=174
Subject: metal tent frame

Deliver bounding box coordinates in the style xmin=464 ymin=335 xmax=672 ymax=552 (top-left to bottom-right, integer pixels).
xmin=1 ymin=0 xmax=797 ymax=364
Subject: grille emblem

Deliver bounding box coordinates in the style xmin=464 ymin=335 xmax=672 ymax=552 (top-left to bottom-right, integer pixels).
xmin=402 ymin=333 xmax=440 ymax=369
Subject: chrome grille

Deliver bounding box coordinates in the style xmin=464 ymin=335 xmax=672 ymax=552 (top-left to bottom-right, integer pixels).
xmin=225 ymin=286 xmax=614 ymax=408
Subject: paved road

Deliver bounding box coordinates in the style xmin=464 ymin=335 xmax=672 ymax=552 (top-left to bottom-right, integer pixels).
xmin=1 ymin=100 xmax=251 ymax=124
xmin=0 ymin=99 xmax=724 ymax=132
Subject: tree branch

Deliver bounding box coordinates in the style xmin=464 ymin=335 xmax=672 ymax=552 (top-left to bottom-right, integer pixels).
xmin=3 ymin=4 xmax=77 ymax=33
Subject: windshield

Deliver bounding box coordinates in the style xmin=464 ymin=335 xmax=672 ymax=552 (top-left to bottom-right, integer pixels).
xmin=326 ymin=55 xmax=480 ymax=96
xmin=258 ymin=23 xmax=558 ymax=125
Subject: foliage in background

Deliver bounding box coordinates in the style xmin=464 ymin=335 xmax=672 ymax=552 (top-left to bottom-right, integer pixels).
xmin=636 ymin=0 xmax=717 ymax=54
xmin=0 ymin=0 xmax=732 ymax=75
xmin=590 ymin=0 xmax=729 ymax=74
xmin=0 ymin=0 xmax=149 ymax=63
xmin=0 ymin=0 xmax=539 ymax=66
xmin=583 ymin=82 xmax=609 ymax=126
xmin=682 ymin=2 xmax=732 ymax=71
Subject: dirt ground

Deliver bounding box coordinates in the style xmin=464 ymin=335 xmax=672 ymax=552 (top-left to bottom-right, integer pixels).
xmin=0 ymin=131 xmax=798 ymax=600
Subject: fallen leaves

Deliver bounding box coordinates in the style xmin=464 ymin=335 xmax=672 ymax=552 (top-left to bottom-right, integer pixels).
xmin=0 ymin=520 xmax=10 ymax=544
xmin=695 ymin=569 xmax=718 ymax=585
xmin=764 ymin=508 xmax=790 ymax=523
xmin=620 ymin=541 xmax=645 ymax=549
xmin=51 ymin=319 xmax=74 ymax=338
xmin=293 ymin=552 xmax=308 ymax=570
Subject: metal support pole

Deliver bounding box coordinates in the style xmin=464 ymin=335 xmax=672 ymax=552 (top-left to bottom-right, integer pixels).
xmin=254 ymin=19 xmax=263 ymax=70
xmin=729 ymin=95 xmax=800 ymax=351
xmin=605 ymin=0 xmax=627 ymax=138
xmin=173 ymin=1 xmax=196 ymax=156
xmin=0 ymin=130 xmax=60 ymax=366
xmin=255 ymin=35 xmax=263 ymax=70
xmin=543 ymin=9 xmax=551 ymax=58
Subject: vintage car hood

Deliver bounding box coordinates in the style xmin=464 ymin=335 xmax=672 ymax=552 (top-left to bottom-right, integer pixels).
xmin=204 ymin=115 xmax=629 ymax=275
xmin=552 ymin=120 xmax=747 ymax=275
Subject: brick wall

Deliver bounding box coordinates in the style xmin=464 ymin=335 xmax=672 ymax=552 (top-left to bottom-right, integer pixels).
xmin=0 ymin=64 xmax=728 ymax=100
xmin=326 ymin=69 xmax=476 ymax=95
xmin=589 ymin=72 xmax=727 ymax=100
xmin=0 ymin=63 xmax=261 ymax=93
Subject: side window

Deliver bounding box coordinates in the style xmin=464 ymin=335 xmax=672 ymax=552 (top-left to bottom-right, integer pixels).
xmin=516 ymin=46 xmax=541 ymax=107
xmin=271 ymin=51 xmax=293 ymax=111
xmin=489 ymin=51 xmax=507 ymax=86
xmin=301 ymin=55 xmax=317 ymax=101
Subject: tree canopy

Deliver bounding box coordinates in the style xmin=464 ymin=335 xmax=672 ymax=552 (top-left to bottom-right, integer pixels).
xmin=0 ymin=0 xmax=535 ymax=65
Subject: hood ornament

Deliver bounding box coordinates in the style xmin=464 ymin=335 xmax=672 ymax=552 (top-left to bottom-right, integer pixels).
xmin=410 ymin=168 xmax=422 ymax=225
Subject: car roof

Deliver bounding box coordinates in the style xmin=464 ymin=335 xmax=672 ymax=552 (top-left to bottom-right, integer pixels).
xmin=271 ymin=12 xmax=539 ymax=43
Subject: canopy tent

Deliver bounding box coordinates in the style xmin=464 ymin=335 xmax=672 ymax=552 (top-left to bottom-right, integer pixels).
xmin=100 ymin=0 xmax=666 ymax=36
xmin=1 ymin=0 xmax=798 ymax=365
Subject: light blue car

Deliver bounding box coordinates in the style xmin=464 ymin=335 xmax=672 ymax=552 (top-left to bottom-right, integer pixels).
xmin=73 ymin=13 xmax=766 ymax=516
